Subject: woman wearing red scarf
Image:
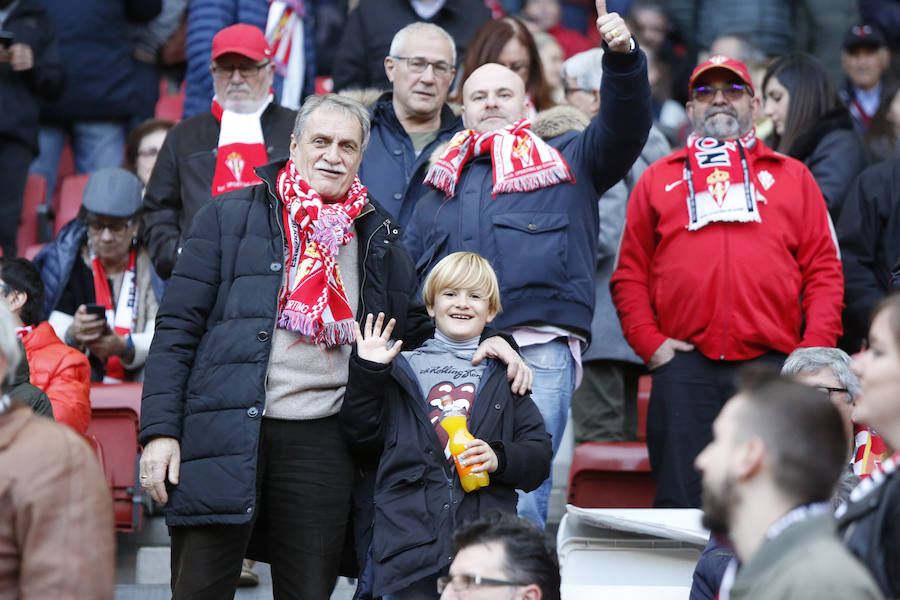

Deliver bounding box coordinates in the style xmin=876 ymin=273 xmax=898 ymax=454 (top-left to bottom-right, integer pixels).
xmin=34 ymin=168 xmax=162 ymax=382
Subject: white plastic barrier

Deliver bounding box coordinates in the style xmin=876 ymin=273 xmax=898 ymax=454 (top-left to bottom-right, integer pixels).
xmin=557 ymin=506 xmax=709 ymax=599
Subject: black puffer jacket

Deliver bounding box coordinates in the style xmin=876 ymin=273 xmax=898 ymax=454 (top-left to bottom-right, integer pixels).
xmin=787 ymin=106 xmax=867 ymax=221
xmin=139 ymin=159 xmax=432 ymax=526
xmin=141 ymin=104 xmax=298 ymax=279
xmin=836 ymin=158 xmax=900 ymax=352
xmin=340 ymin=354 xmax=550 ymax=596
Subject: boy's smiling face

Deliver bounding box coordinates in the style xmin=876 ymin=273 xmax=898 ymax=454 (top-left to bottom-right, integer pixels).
xmin=427 ymin=286 xmax=497 ymax=342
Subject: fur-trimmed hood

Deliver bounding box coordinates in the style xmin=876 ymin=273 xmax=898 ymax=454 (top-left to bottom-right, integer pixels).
xmin=426 ymin=104 xmax=589 ymax=167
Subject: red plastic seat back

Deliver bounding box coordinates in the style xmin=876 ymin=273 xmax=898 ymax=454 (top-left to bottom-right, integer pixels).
xmin=567 ymin=442 xmax=656 ymax=508
xmin=86 ymin=383 xmax=143 ymax=532
xmin=54 ymin=174 xmax=90 ymax=236
xmin=17 ymin=175 xmax=47 ymax=255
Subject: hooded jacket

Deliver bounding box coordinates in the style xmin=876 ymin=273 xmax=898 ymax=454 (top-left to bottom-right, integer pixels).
xmin=404 ymin=48 xmax=652 ymax=344
xmin=340 ymin=353 xmax=551 ymax=596
xmin=21 ymin=322 xmax=91 ymax=434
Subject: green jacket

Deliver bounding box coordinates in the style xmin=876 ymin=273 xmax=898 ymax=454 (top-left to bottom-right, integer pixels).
xmin=731 ymin=514 xmax=883 ymax=600
xmin=9 ymin=340 xmax=53 ymax=419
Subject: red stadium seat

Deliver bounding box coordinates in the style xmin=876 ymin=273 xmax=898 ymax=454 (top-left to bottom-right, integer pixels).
xmin=567 ymin=442 xmax=656 ymax=508
xmin=17 ymin=175 xmax=47 ymax=255
xmin=54 ymin=174 xmax=90 ymax=236
xmin=51 ymin=142 xmax=76 ymax=215
xmin=86 ymin=383 xmax=143 ymax=532
xmin=22 ymin=244 xmax=45 ymax=261
xmin=155 ymin=81 xmax=185 ymax=122
xmin=566 ymin=375 xmax=657 ymax=508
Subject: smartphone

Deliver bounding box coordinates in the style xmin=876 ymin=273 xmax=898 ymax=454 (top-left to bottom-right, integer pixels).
xmin=0 ymin=32 xmax=13 ymax=50
xmin=84 ymin=303 xmax=107 ymax=319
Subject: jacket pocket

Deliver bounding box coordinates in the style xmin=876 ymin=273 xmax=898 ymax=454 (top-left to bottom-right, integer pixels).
xmin=372 ymin=464 xmax=436 ymax=561
xmin=491 ymin=213 xmax=568 ymax=291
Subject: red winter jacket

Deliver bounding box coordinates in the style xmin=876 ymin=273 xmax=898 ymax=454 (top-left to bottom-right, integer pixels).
xmin=610 ymin=139 xmax=844 ymax=363
xmin=22 ymin=322 xmax=91 ymax=434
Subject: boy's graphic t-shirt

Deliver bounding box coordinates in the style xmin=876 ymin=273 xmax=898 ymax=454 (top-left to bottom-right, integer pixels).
xmin=403 ymin=331 xmax=486 ymax=460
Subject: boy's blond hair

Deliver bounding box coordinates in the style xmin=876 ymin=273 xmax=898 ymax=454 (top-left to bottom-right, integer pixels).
xmin=422 ymin=252 xmax=502 ymax=315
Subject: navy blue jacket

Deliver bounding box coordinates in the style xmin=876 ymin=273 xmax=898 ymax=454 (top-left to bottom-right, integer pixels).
xmin=404 ymin=48 xmax=651 ymax=343
xmin=340 ymin=353 xmax=551 ymax=596
xmin=0 ymin=0 xmax=64 ymax=153
xmin=139 ymin=159 xmax=432 ymax=526
xmin=359 ymin=93 xmax=462 ymax=227
xmin=36 ymin=0 xmax=160 ymax=121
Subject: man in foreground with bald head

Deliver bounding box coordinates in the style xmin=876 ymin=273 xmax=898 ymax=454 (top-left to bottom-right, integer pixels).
xmin=404 ymin=0 xmax=652 ymax=528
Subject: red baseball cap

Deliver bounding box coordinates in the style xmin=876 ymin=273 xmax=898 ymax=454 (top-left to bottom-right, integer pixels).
xmin=211 ymin=24 xmax=271 ymax=61
xmin=689 ymin=55 xmax=755 ymax=96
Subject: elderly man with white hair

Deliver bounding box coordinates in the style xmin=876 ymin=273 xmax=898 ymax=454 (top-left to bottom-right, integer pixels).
xmin=782 ymin=346 xmax=890 ymax=477
xmin=0 ymin=303 xmax=114 ymax=598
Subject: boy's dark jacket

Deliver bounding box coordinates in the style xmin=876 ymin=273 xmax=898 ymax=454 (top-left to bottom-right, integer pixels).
xmin=340 ymin=353 xmax=551 ymax=596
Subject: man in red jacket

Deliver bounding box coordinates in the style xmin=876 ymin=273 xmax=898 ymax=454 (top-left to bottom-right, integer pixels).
xmin=610 ymin=56 xmax=844 ymax=508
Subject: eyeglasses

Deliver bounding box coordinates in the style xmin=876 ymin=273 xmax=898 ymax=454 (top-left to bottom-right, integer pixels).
xmin=436 ymin=573 xmax=526 ymax=594
xmin=87 ymin=219 xmax=134 ymax=234
xmin=813 ymin=386 xmax=851 ymax=403
xmin=391 ymin=56 xmax=455 ymax=78
xmin=137 ymin=147 xmax=160 ymax=159
xmin=210 ymin=61 xmax=270 ymax=79
xmin=691 ymin=84 xmax=751 ymax=103
xmin=564 ymin=85 xmax=592 ymax=97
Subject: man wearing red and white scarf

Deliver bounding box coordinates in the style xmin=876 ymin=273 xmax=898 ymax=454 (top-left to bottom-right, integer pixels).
xmin=143 ymin=24 xmax=297 ymax=280
xmin=139 ymin=94 xmax=531 ymax=599
xmin=405 ymin=0 xmax=651 ymax=529
xmin=611 ymin=55 xmax=844 ymax=509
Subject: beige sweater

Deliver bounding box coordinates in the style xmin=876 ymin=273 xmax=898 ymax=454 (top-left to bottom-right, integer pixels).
xmin=263 ymin=232 xmax=361 ymax=420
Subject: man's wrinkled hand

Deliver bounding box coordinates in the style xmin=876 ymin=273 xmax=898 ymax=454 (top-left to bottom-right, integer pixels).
xmin=472 ymin=336 xmax=533 ymax=396
xmin=139 ymin=437 xmax=181 ymax=505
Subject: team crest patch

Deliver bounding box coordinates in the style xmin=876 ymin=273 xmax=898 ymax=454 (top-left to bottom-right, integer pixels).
xmin=226 ymin=151 xmax=245 ymax=182
xmin=757 ymin=170 xmax=775 ymax=190
xmin=706 ymin=168 xmax=730 ymax=206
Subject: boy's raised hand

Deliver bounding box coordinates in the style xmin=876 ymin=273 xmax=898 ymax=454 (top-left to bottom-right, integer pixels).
xmin=354 ymin=312 xmax=403 ymax=364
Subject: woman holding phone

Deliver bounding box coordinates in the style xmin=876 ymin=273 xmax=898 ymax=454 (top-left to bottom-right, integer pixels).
xmin=34 ymin=168 xmax=163 ymax=382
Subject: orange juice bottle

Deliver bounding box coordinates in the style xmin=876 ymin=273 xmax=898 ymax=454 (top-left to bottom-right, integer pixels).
xmin=440 ymin=408 xmax=490 ymax=493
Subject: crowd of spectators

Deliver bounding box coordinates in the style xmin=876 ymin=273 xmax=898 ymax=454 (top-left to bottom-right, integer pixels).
xmin=1 ymin=0 xmax=899 ymax=598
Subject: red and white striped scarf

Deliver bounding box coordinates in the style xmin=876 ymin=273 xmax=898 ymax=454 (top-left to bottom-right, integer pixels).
xmin=92 ymin=249 xmax=137 ymax=383
xmin=276 ymin=160 xmax=367 ymax=347
xmin=210 ymin=97 xmax=270 ymax=196
xmin=425 ymin=118 xmax=574 ymax=198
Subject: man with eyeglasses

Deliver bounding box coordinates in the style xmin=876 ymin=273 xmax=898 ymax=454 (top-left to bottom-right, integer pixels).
xmin=142 ymin=24 xmax=297 ymax=279
xmin=611 ymin=55 xmax=844 ymax=509
xmin=439 ymin=513 xmax=560 ymax=600
xmin=357 ymin=22 xmax=462 ymax=226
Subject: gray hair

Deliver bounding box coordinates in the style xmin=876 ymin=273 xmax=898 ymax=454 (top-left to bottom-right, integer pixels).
xmin=0 ymin=304 xmax=21 ymax=388
xmin=781 ymin=347 xmax=861 ymax=401
xmin=292 ymin=94 xmax=371 ymax=151
xmin=389 ymin=22 xmax=457 ymax=66
xmin=562 ymin=48 xmax=605 ymax=92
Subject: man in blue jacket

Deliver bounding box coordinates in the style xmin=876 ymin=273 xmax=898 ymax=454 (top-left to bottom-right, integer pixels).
xmin=404 ymin=0 xmax=651 ymax=528
xmin=358 ymin=22 xmax=462 ymax=227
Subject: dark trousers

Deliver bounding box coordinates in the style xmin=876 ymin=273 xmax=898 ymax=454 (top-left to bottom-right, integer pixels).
xmin=0 ymin=139 xmax=36 ymax=257
xmin=170 ymin=415 xmax=355 ymax=600
xmin=572 ymin=359 xmax=642 ymax=444
xmin=647 ymin=350 xmax=784 ymax=508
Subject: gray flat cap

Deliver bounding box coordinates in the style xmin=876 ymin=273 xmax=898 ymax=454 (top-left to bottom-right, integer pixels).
xmin=81 ymin=168 xmax=143 ymax=218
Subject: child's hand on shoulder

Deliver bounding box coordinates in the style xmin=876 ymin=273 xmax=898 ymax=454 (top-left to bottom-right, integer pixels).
xmin=460 ymin=439 xmax=498 ymax=473
xmin=354 ymin=312 xmax=403 ymax=364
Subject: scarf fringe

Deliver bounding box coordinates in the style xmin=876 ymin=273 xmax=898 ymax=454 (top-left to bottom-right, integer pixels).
xmin=492 ymin=165 xmax=575 ymax=195
xmin=277 ymin=311 xmax=356 ymax=346
xmin=424 ymin=166 xmax=458 ymax=197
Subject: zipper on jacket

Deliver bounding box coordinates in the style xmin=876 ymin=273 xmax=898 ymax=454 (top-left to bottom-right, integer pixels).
xmin=358 ymin=218 xmax=392 ymax=320
xmin=720 ymin=227 xmax=730 ymax=360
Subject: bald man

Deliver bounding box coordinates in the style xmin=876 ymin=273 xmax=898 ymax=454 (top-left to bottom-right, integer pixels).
xmin=404 ymin=0 xmax=652 ymax=528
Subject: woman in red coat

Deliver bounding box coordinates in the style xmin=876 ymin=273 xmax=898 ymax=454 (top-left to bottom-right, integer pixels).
xmin=0 ymin=257 xmax=90 ymax=434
